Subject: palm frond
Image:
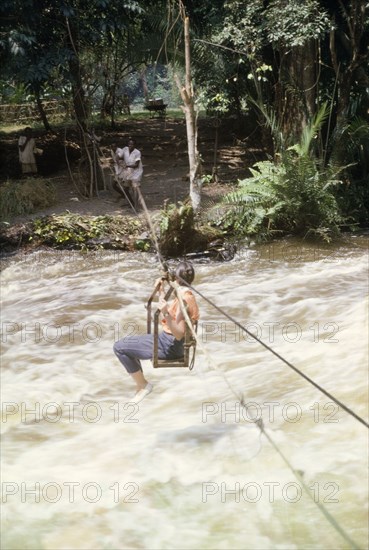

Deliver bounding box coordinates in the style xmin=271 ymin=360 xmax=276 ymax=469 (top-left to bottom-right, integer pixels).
xmin=299 ymin=102 xmax=329 ymax=157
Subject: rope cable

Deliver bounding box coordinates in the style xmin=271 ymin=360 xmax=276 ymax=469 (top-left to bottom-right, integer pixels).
xmin=171 ymin=280 xmax=361 ymax=550
xmin=136 ymin=186 xmax=168 ymax=273
xmin=134 ymin=187 xmax=364 ymax=548
xmin=181 ymin=279 xmax=369 ymax=429
xmin=255 ymin=416 xmax=361 ymax=550
xmin=135 ymin=174 xmax=368 ymax=428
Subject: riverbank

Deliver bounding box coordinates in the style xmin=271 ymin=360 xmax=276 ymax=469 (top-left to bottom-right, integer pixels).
xmin=0 ymin=177 xmax=234 ymax=255
xmin=1 ymin=116 xmax=265 ymax=255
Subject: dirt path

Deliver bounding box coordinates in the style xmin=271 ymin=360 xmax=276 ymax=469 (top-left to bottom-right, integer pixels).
xmin=1 ymin=116 xmax=266 ymax=224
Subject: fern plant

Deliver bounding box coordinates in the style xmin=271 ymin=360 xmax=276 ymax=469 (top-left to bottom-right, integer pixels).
xmin=219 ymin=104 xmax=346 ymax=241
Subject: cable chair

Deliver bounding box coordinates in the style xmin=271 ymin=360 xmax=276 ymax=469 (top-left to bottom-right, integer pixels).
xmin=146 ymin=281 xmax=197 ymax=369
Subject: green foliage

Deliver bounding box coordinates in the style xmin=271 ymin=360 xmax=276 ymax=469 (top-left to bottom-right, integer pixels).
xmin=203 ymin=93 xmax=231 ymax=116
xmin=0 ymin=178 xmax=56 ymax=220
xmin=266 ymin=0 xmax=330 ymax=47
xmin=134 ymin=239 xmax=151 ymax=251
xmin=159 ymin=201 xmax=205 ymax=257
xmin=192 ymin=0 xmax=331 ymax=119
xmin=219 ymin=0 xmax=265 ymax=55
xmin=221 ymin=158 xmax=344 ymax=241
xmin=29 ymin=213 xmax=144 ymax=248
xmin=220 ymin=106 xmax=346 ymax=241
xmin=1 ymin=0 xmax=148 ymax=126
xmin=0 ymin=82 xmax=29 ymax=104
xmin=32 ymin=214 xmax=106 ymax=246
xmin=201 ymin=174 xmax=213 ymax=186
xmin=329 ymin=115 xmax=369 ymax=225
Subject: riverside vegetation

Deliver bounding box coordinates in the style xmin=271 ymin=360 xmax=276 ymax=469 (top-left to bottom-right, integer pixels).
xmin=1 ymin=1 xmax=368 ymax=254
xmin=1 ymin=108 xmax=368 ymax=255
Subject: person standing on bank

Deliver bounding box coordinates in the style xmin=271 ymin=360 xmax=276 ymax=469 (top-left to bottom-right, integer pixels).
xmin=113 ymin=262 xmax=199 ymax=404
xmin=113 ymin=138 xmax=143 ymax=209
xmin=18 ymin=127 xmax=41 ymax=176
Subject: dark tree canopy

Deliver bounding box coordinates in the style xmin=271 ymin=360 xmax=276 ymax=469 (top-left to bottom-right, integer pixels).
xmin=0 ymin=0 xmax=368 ymax=227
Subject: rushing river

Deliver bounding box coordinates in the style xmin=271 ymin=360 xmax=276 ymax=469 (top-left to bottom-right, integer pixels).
xmin=1 ymin=236 xmax=368 ymax=550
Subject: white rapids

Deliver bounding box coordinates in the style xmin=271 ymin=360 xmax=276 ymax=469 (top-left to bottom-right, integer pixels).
xmin=1 ymin=236 xmax=368 ymax=550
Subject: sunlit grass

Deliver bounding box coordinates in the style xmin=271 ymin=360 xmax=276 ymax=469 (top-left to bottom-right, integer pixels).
xmin=0 ymin=123 xmax=38 ymax=134
xmin=0 ymin=107 xmax=211 ymax=135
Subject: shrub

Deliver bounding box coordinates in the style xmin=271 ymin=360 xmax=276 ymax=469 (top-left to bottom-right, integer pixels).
xmin=30 ymin=213 xmax=143 ymax=248
xmin=219 ymin=104 xmax=346 ymax=242
xmin=0 ymin=178 xmax=56 ymax=220
xmin=158 ymin=201 xmax=208 ymax=256
xmin=221 ymin=158 xmax=344 ymax=241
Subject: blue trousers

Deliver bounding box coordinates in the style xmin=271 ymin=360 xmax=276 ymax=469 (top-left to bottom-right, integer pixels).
xmin=113 ymin=331 xmax=184 ymax=374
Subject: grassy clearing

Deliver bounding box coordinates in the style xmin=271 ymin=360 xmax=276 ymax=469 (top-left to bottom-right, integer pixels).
xmin=0 ymin=109 xmax=187 ymax=134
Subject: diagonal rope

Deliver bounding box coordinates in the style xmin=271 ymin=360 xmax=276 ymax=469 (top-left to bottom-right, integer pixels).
xmin=171 ymin=280 xmax=361 ymax=550
xmin=181 ymin=279 xmax=369 ymax=429
xmin=136 ymin=173 xmax=368 ymax=429
xmin=133 ymin=186 xmax=364 ymax=548
xmin=136 ymin=186 xmax=168 ymax=273
xmin=255 ymin=416 xmax=361 ymax=550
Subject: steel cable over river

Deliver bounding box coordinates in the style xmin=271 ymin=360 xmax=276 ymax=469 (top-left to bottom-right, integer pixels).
xmin=1 ymin=236 xmax=368 ymax=550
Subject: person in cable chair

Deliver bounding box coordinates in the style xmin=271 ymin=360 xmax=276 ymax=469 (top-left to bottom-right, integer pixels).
xmin=113 ymin=262 xmax=199 ymax=403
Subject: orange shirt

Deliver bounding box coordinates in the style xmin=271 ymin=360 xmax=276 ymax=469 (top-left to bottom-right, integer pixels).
xmin=162 ymin=289 xmax=199 ymax=335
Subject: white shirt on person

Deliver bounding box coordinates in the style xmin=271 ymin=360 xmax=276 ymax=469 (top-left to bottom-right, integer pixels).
xmin=114 ymin=147 xmax=143 ymax=184
xmin=18 ymin=136 xmax=36 ymax=164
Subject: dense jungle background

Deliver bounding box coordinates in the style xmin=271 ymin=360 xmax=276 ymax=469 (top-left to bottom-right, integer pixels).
xmin=1 ymin=0 xmax=368 ymax=252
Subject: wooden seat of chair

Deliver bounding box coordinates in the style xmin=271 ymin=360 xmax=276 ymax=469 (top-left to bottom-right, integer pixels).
xmin=155 ymin=357 xmax=186 ymax=368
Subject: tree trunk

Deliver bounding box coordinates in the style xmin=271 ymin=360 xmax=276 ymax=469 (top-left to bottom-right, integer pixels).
xmin=140 ymin=66 xmax=149 ymax=103
xmin=175 ymin=16 xmax=201 ymax=211
xmin=69 ymin=55 xmax=87 ymax=132
xmin=323 ymin=0 xmax=369 ymax=168
xmin=101 ymin=91 xmax=113 ymax=118
xmin=66 ymin=18 xmax=87 ymax=132
xmin=276 ymin=40 xmax=318 ymax=142
xmin=34 ymin=88 xmax=52 ymax=132
xmin=110 ymin=41 xmax=119 ymax=128
xmin=330 ymin=0 xmax=368 ymax=125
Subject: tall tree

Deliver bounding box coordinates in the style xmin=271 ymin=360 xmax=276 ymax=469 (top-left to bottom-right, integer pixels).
xmin=175 ymin=13 xmax=202 ymax=211
xmin=189 ymin=0 xmax=368 ymax=148
xmin=0 ymin=0 xmax=144 ymax=130
xmin=265 ymin=0 xmax=330 ymax=139
xmin=328 ymin=0 xmax=369 ymax=123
